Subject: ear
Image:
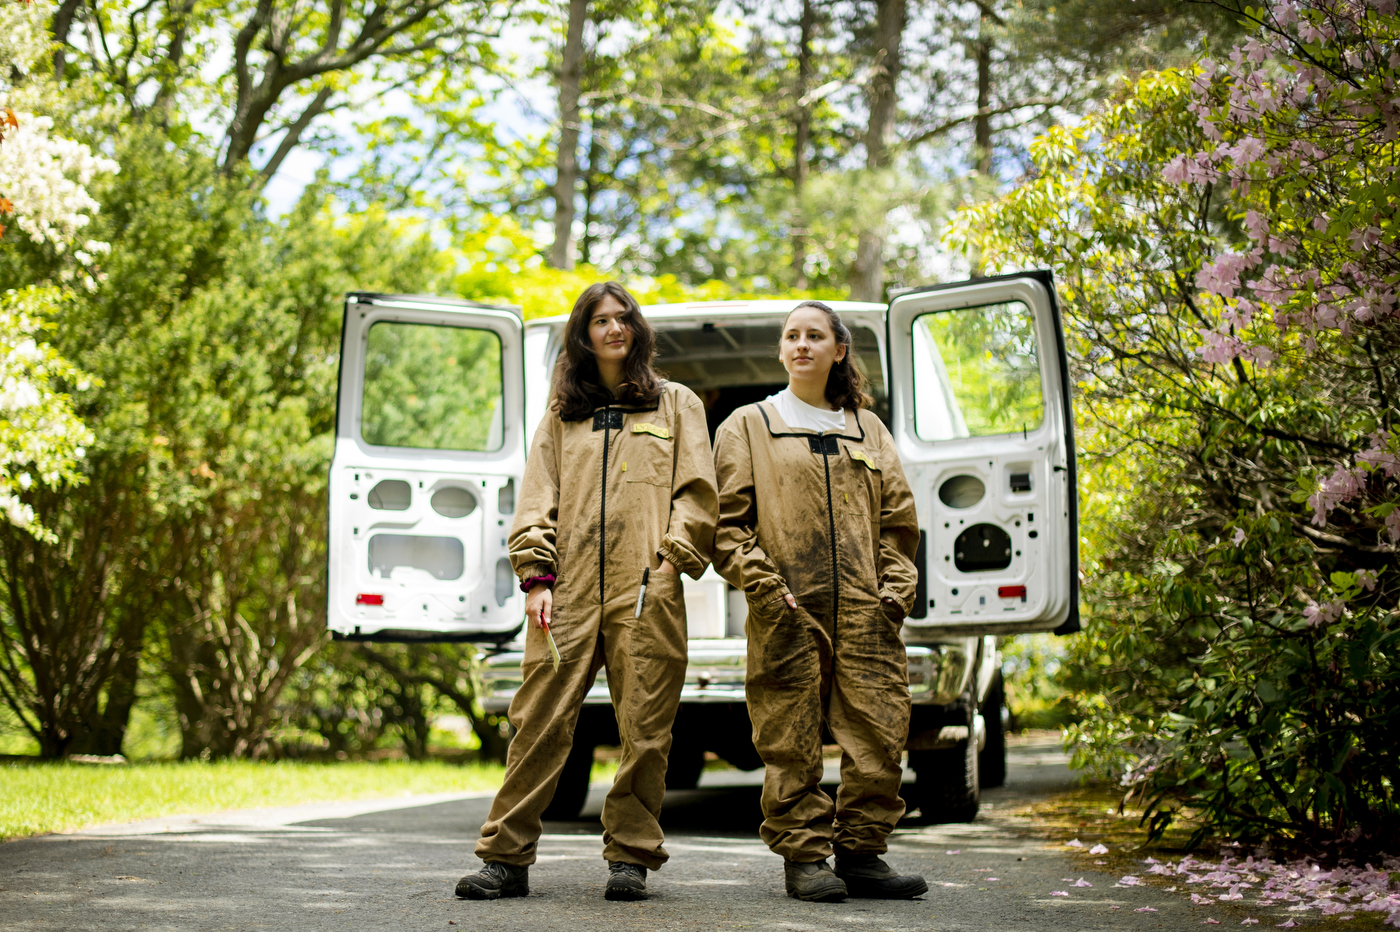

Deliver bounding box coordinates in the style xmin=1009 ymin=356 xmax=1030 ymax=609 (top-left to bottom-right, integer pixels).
xmin=835 ymin=344 xmax=847 ymax=364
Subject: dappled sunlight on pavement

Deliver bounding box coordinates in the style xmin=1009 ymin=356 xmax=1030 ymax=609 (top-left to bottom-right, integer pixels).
xmin=0 ymin=736 xmax=1366 ymax=930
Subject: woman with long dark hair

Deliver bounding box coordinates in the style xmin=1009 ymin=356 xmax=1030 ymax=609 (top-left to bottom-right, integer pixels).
xmin=457 ymin=282 xmax=717 ymax=902
xmin=712 ymin=301 xmax=926 ymax=902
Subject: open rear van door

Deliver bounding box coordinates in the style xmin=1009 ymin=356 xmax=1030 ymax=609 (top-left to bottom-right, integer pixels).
xmin=886 ymin=271 xmax=1079 ymax=637
xmin=327 ymin=293 xmax=526 ymax=641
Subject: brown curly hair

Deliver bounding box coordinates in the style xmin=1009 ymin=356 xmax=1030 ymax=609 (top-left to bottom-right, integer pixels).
xmin=782 ymin=300 xmax=871 ymax=411
xmin=551 ymin=282 xmax=664 ymax=421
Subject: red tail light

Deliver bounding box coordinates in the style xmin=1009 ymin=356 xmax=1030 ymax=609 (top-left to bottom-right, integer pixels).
xmin=998 ymin=586 xmax=1027 ymax=599
xmin=356 ymin=593 xmax=384 ymax=606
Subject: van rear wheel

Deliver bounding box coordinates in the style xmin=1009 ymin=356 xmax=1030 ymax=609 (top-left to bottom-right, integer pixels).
xmin=665 ymin=741 xmax=705 ymax=790
xmin=979 ymin=672 xmax=1007 ymax=789
xmin=541 ymin=740 xmax=594 ymax=821
xmin=909 ymin=733 xmax=980 ymax=823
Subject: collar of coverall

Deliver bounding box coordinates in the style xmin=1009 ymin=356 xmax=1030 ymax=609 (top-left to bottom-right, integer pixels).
xmin=558 ymin=382 xmax=669 ymax=422
xmin=755 ymin=401 xmax=866 ymax=442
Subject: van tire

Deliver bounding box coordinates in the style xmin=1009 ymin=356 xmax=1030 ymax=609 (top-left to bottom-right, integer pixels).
xmin=542 ymin=740 xmax=594 ymax=821
xmin=665 ymin=741 xmax=705 ymax=790
xmin=909 ymin=734 xmax=980 ymax=823
xmin=979 ymin=672 xmax=1007 ymax=789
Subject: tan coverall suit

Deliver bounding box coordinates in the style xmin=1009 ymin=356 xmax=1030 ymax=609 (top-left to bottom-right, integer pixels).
xmin=476 ymin=382 xmax=717 ymax=870
xmin=713 ymin=402 xmax=919 ymax=863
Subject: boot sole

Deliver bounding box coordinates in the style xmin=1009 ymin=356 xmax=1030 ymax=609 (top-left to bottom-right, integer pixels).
xmin=455 ymin=880 xmax=529 ymax=900
xmin=605 ymin=885 xmax=648 ymax=901
xmin=786 ymin=883 xmax=848 ymax=902
xmin=841 ymin=877 xmax=929 ymax=899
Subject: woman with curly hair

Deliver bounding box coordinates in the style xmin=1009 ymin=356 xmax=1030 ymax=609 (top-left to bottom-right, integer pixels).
xmin=457 ymin=281 xmax=717 ymax=902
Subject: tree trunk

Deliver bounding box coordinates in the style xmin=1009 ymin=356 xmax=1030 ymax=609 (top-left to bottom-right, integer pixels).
xmin=848 ymin=0 xmax=906 ymax=302
xmin=791 ymin=0 xmax=816 ymax=290
xmin=550 ymin=0 xmax=589 ymax=271
xmin=68 ymin=619 xmax=145 ymax=756
xmin=580 ymin=123 xmax=599 ymax=267
xmin=974 ymin=10 xmax=994 ymax=176
xmin=49 ymin=0 xmax=83 ymax=77
xmin=970 ymin=8 xmax=994 ymax=276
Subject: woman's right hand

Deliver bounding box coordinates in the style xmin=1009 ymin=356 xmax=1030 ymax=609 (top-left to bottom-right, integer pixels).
xmin=527 ymin=583 xmax=553 ymax=629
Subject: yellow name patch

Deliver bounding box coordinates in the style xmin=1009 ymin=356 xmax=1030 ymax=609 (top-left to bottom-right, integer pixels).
xmin=848 ymin=449 xmax=879 ymax=471
xmin=632 ymin=423 xmax=670 ymax=440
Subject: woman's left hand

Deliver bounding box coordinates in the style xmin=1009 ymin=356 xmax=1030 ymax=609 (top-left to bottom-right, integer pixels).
xmin=657 ymin=558 xmax=678 ymax=575
xmin=882 ymin=596 xmax=905 ymax=622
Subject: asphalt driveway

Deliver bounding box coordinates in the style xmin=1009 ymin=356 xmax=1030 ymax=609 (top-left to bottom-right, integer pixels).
xmin=0 ymin=738 xmax=1268 ymax=931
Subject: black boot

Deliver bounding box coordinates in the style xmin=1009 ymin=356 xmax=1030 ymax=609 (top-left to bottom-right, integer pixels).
xmin=833 ymin=849 xmax=927 ymax=899
xmin=455 ymin=861 xmax=530 ymax=900
xmin=605 ymin=861 xmax=648 ymax=901
xmin=783 ymin=858 xmax=848 ymax=902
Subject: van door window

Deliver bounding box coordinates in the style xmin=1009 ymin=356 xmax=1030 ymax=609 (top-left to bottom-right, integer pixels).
xmin=362 ymin=321 xmax=504 ymax=451
xmin=912 ymin=301 xmax=1043 ymax=441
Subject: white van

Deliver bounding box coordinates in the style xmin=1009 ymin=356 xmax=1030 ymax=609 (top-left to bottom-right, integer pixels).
xmin=326 ymin=271 xmax=1078 ymax=823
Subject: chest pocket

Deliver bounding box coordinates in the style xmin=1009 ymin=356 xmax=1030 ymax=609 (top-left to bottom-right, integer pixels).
xmin=839 ymin=446 xmax=881 ymax=516
xmin=622 ymin=421 xmax=674 ymax=488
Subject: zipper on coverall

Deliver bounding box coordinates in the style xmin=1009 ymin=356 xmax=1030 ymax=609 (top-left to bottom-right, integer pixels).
xmin=812 ymin=433 xmax=840 ymax=620
xmin=600 ymin=403 xmax=611 ymax=604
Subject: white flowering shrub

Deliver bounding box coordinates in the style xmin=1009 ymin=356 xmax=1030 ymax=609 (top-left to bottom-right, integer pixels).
xmin=0 ymin=113 xmax=116 ymax=286
xmin=0 ymin=287 xmax=94 ymax=537
xmin=0 ymin=0 xmax=115 ymax=537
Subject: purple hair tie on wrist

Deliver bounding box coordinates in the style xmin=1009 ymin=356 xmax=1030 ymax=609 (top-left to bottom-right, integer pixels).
xmin=520 ymin=575 xmax=556 ymax=593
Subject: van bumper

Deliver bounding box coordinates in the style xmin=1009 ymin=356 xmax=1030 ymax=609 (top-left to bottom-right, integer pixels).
xmin=478 ymin=639 xmax=973 ymax=714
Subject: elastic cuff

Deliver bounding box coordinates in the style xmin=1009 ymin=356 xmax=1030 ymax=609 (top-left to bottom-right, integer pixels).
xmin=759 ymin=581 xmax=792 ymax=606
xmin=515 ymin=562 xmax=554 ymax=586
xmin=879 ymin=588 xmax=913 ymax=616
xmin=658 ymin=541 xmax=701 ymax=578
xmin=521 ymin=574 xmax=555 ymax=593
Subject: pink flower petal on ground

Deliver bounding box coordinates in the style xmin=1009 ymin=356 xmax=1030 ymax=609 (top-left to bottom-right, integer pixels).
xmin=1109 ymin=906 xmax=1120 ymax=910
xmin=946 ymin=850 xmax=960 ymax=855
xmin=1241 ymin=920 xmax=1259 ymax=925
xmin=1091 ymin=844 xmax=1110 ymax=855
xmin=1050 ymin=891 xmax=1069 ymax=897
xmin=1137 ymin=907 xmax=1159 ymax=912
xmin=1074 ymin=878 xmax=1093 ymax=887
xmin=1066 ymin=839 xmax=1084 ymax=848
xmin=1204 ymin=920 xmax=1221 ymax=925
xmin=1277 ymin=922 xmax=1298 ymax=929
xmin=1096 ymin=860 xmax=1108 ymax=865
xmin=987 ymin=878 xmax=999 ymax=882
xmin=1119 ymin=875 xmax=1144 ymax=886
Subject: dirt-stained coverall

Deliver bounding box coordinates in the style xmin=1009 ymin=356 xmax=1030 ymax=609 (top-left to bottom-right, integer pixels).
xmin=475 ymin=382 xmax=717 ymax=870
xmin=713 ymin=402 xmax=919 ymax=863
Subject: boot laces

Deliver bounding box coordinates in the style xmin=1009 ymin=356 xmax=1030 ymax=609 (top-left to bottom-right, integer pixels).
xmin=484 ymin=862 xmax=515 ymax=882
xmin=609 ymin=861 xmax=645 ymax=878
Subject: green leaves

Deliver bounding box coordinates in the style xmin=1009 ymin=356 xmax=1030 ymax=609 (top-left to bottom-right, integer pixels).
xmin=951 ymin=7 xmax=1400 ymax=848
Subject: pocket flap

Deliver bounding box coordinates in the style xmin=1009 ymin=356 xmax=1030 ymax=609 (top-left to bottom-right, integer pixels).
xmin=847 ymin=448 xmax=879 ymax=472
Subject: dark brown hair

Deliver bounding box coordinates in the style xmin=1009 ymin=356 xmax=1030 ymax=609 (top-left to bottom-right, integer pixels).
xmin=783 ymin=300 xmax=871 ymax=411
xmin=551 ymin=281 xmax=664 ymax=421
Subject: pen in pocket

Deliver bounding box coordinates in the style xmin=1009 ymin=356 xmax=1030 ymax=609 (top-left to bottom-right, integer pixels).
xmin=633 ymin=566 xmax=650 ymax=618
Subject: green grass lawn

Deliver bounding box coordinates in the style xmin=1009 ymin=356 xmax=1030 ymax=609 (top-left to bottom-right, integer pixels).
xmin=0 ymin=759 xmax=517 ymax=841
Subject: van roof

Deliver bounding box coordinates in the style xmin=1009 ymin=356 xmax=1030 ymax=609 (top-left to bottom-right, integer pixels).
xmin=528 ymin=299 xmax=886 ymax=327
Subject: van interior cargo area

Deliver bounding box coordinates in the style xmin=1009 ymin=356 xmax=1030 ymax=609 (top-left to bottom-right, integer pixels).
xmin=653 ymin=322 xmax=890 ymax=437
